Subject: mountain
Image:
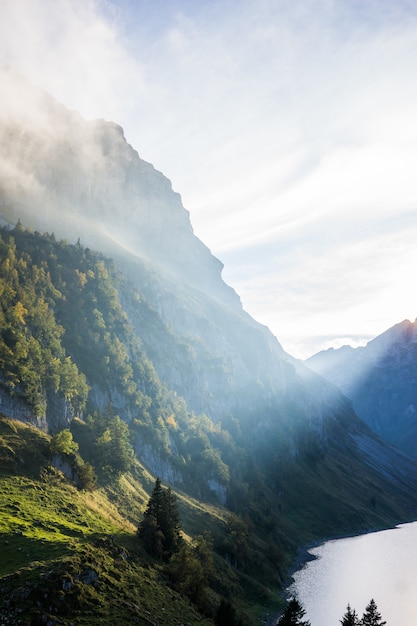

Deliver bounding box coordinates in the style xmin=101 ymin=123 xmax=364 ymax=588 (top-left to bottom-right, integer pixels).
xmin=0 ymin=62 xmax=294 ymax=422
xmin=2 ymin=63 xmax=417 ymax=623
xmin=0 ymin=62 xmax=237 ymax=309
xmin=305 ymin=319 xmax=417 ymax=457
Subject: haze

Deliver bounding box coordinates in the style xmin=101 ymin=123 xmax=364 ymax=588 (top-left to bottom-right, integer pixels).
xmin=1 ymin=0 xmax=416 ymax=358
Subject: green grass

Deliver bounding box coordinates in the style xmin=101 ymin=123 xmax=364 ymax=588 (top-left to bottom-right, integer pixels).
xmin=0 ymin=473 xmax=128 ymax=577
xmin=4 ymin=412 xmax=415 ymax=626
xmin=0 ymin=418 xmax=217 ymax=625
xmin=0 ymin=416 xmax=283 ymax=625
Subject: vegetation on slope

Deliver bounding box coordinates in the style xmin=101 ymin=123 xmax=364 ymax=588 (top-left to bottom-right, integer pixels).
xmin=0 ymin=417 xmax=261 ymax=625
xmin=2 ymin=225 xmax=417 ymax=624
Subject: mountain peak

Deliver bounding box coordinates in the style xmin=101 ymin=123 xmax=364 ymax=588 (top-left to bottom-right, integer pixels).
xmin=0 ymin=65 xmax=240 ymax=310
xmin=306 ymin=318 xmax=417 ymax=457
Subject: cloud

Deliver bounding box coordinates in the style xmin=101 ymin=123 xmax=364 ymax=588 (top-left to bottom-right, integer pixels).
xmin=222 ymin=209 xmax=417 ymax=358
xmin=0 ymin=0 xmax=146 ymax=123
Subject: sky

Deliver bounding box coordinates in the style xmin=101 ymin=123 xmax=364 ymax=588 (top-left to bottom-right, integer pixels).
xmin=0 ymin=0 xmax=416 ymax=358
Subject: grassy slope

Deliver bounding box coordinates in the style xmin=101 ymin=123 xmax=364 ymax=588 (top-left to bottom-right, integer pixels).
xmin=0 ymin=418 xmax=216 ymax=626
xmin=0 ymin=417 xmax=282 ymax=625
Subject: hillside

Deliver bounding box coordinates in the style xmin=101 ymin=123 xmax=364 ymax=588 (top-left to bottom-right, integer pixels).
xmin=1 ymin=226 xmax=417 ymax=625
xmin=0 ymin=417 xmax=225 ymax=626
xmin=2 ymin=63 xmax=417 ymax=623
xmin=306 ymin=319 xmax=417 ymax=458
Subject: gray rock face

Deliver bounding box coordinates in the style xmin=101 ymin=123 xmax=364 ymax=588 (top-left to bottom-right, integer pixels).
xmin=0 ymin=384 xmax=75 ymax=435
xmin=0 ymin=387 xmax=44 ymax=429
xmin=306 ymin=319 xmax=417 ymax=457
xmin=0 ymin=63 xmax=239 ymax=310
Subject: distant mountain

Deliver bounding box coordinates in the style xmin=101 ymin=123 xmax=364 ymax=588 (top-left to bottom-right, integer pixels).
xmin=2 ymin=62 xmax=417 ymax=619
xmin=306 ymin=319 xmax=417 ymax=457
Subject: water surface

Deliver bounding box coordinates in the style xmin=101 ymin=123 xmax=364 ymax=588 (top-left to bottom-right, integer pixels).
xmin=287 ymin=522 xmax=417 ymax=626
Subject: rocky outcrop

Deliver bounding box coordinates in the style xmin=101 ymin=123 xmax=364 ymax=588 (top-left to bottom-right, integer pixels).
xmin=0 ymin=387 xmax=46 ymax=430
xmin=134 ymin=442 xmax=184 ymax=486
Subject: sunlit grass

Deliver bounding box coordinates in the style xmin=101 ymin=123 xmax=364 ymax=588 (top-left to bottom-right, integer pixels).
xmin=0 ymin=418 xmax=216 ymax=625
xmin=0 ymin=474 xmax=126 ymax=577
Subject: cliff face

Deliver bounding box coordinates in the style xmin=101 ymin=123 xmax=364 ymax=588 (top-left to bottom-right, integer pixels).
xmin=306 ymin=319 xmax=417 ymax=457
xmin=0 ymin=63 xmax=239 ymax=311
xmin=119 ymin=257 xmax=293 ymax=418
xmin=0 ymin=62 xmax=294 ymax=423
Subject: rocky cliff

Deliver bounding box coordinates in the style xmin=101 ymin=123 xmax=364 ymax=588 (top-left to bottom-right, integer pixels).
xmin=0 ymin=63 xmax=238 ymax=310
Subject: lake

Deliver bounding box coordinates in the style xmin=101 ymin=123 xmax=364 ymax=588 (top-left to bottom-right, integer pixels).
xmin=287 ymin=521 xmax=417 ymax=626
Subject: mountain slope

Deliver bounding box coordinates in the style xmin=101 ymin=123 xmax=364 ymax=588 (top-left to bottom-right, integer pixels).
xmin=0 ymin=62 xmax=294 ymax=423
xmin=306 ymin=319 xmax=417 ymax=457
xmin=0 ymin=417 xmax=221 ymax=626
xmin=2 ymin=63 xmax=417 ymax=621
xmin=1 ymin=192 xmax=417 ymax=554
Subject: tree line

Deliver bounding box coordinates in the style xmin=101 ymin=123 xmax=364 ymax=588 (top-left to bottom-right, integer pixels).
xmin=277 ymin=596 xmax=387 ymax=626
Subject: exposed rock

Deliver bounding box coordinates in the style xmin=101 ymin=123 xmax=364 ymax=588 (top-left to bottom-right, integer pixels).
xmin=134 ymin=442 xmax=183 ymax=486
xmin=0 ymin=63 xmax=239 ymax=311
xmin=0 ymin=387 xmax=43 ymax=426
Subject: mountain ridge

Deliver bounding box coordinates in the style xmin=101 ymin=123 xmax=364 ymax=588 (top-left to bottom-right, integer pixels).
xmin=306 ymin=318 xmax=417 ymax=457
xmin=0 ymin=62 xmax=240 ymax=312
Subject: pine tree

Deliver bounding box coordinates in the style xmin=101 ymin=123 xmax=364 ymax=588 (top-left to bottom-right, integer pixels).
xmin=143 ymin=477 xmax=165 ymax=526
xmin=277 ymin=597 xmax=311 ymax=626
xmin=215 ymin=598 xmax=244 ymax=626
xmin=138 ymin=478 xmax=183 ymax=559
xmin=361 ymin=599 xmax=387 ymax=626
xmin=160 ymin=487 xmax=182 ymax=554
xmin=340 ymin=604 xmax=360 ymax=626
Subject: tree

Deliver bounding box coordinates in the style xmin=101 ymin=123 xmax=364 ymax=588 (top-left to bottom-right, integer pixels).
xmin=138 ymin=478 xmax=183 ymax=559
xmin=93 ymin=409 xmax=134 ymax=476
xmin=75 ymin=459 xmax=96 ymax=491
xmin=277 ymin=597 xmax=311 ymax=626
xmin=215 ymin=598 xmax=243 ymax=626
xmin=361 ymin=599 xmax=387 ymax=626
xmin=160 ymin=487 xmax=182 ymax=554
xmin=50 ymin=429 xmax=79 ymax=456
xmin=142 ymin=477 xmax=165 ymax=526
xmin=139 ymin=513 xmax=165 ymax=558
xmin=340 ymin=604 xmax=360 ymax=626
xmin=168 ymin=545 xmax=207 ymax=608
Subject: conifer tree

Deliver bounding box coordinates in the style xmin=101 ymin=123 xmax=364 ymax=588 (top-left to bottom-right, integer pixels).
xmin=277 ymin=597 xmax=311 ymax=626
xmin=340 ymin=604 xmax=360 ymax=626
xmin=160 ymin=486 xmax=182 ymax=554
xmin=138 ymin=478 xmax=183 ymax=559
xmin=143 ymin=477 xmax=165 ymax=525
xmin=361 ymin=599 xmax=387 ymax=626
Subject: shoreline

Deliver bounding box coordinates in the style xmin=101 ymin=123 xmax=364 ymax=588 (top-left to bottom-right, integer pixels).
xmin=266 ymin=518 xmax=417 ymax=625
xmin=284 ymin=520 xmax=407 ymax=588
